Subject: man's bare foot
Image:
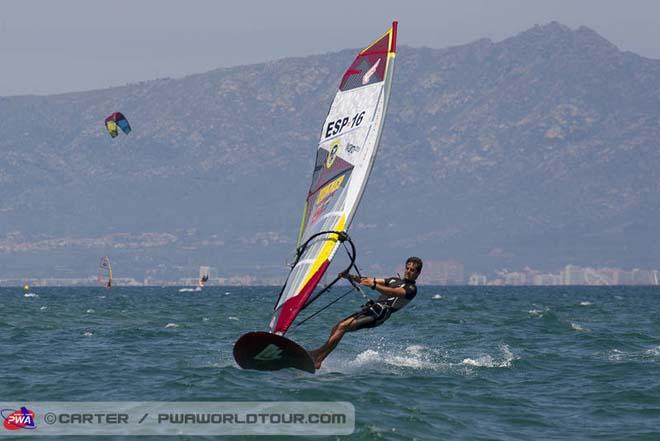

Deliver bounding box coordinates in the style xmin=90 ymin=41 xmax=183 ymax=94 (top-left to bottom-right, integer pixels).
xmin=307 ymin=349 xmax=323 ymax=369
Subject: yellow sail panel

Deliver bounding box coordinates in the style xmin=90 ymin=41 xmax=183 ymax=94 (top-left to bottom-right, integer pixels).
xmin=299 ymin=215 xmax=346 ymax=290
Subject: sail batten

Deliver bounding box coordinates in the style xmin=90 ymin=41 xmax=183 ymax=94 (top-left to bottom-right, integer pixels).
xmin=270 ymin=22 xmax=398 ymax=335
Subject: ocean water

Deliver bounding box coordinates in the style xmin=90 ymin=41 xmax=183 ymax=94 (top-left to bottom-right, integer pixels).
xmin=2 ymin=286 xmax=660 ymax=440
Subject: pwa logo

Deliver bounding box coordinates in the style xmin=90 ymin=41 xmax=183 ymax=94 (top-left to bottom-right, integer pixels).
xmin=2 ymin=407 xmax=37 ymax=430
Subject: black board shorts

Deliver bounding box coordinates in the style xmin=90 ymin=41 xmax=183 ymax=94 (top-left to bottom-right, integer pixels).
xmin=345 ymin=304 xmax=393 ymax=330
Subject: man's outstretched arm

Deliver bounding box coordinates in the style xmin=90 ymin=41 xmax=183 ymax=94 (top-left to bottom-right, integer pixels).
xmin=359 ymin=277 xmax=408 ymax=297
xmin=338 ymin=273 xmax=408 ymax=297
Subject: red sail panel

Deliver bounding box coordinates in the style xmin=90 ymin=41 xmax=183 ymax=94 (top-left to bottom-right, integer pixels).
xmin=339 ymin=22 xmax=397 ymax=92
xmin=273 ymin=260 xmax=331 ymax=334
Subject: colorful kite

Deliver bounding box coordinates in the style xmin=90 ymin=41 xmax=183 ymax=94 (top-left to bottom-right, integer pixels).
xmin=104 ymin=112 xmax=131 ymax=138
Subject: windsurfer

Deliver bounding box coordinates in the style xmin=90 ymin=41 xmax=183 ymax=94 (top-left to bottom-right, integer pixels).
xmin=198 ymin=275 xmax=209 ymax=288
xmin=308 ymin=256 xmax=423 ymax=369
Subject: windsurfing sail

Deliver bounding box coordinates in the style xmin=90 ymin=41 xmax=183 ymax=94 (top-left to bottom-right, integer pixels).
xmin=198 ymin=266 xmax=210 ymax=288
xmin=104 ymin=112 xmax=131 ymax=138
xmin=270 ymin=22 xmax=398 ymax=335
xmin=97 ymin=256 xmax=113 ymax=288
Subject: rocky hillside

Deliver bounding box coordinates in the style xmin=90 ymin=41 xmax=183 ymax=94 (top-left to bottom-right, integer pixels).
xmin=1 ymin=22 xmax=659 ymax=279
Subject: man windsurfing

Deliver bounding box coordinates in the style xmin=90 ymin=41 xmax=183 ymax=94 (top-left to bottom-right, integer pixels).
xmin=199 ymin=274 xmax=209 ymax=288
xmin=308 ymin=256 xmax=423 ymax=369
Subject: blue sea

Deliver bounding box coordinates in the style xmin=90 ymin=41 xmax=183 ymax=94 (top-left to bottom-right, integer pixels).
xmin=2 ymin=286 xmax=660 ymax=440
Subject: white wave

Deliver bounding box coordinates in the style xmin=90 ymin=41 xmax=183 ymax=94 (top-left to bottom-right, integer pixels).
xmin=99 ymin=295 xmax=106 ymax=299
xmin=212 ymin=358 xmax=242 ymax=369
xmin=178 ymin=287 xmax=202 ymax=293
xmin=366 ymin=425 xmax=391 ymax=435
xmin=228 ymin=316 xmax=239 ymax=321
xmin=165 ymin=323 xmax=179 ymax=328
xmin=83 ymin=331 xmax=93 ymax=337
xmin=312 ymin=338 xmax=453 ymax=375
xmin=528 ymin=308 xmax=544 ymax=317
xmin=225 ymin=292 xmax=231 ymax=295
xmin=202 ymin=317 xmax=209 ymax=322
xmin=24 ymin=293 xmax=38 ymax=298
xmin=40 ymin=306 xmax=48 ymax=311
xmin=606 ymin=347 xmax=660 ymax=362
xmin=432 ymin=294 xmax=442 ymax=299
xmin=405 ymin=344 xmax=427 ymax=355
xmin=608 ymin=349 xmax=625 ymax=361
xmin=570 ymin=322 xmax=589 ymax=332
xmin=351 ymin=350 xmax=385 ymax=368
xmin=462 ymin=344 xmax=517 ymax=368
xmin=86 ymin=309 xmax=95 ymax=313
xmin=645 ymin=346 xmax=660 ymax=357
xmin=462 ymin=355 xmax=495 ymax=367
xmin=348 ymin=346 xmax=438 ymax=370
xmin=579 ymin=301 xmax=592 ymax=306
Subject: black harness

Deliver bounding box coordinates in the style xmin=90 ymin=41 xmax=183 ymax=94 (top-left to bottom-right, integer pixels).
xmin=361 ymin=299 xmax=392 ymax=321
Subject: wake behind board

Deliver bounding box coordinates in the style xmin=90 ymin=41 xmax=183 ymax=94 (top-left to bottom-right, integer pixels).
xmin=233 ymin=332 xmax=316 ymax=373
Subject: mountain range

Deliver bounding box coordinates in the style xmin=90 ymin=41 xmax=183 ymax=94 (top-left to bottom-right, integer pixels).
xmin=1 ymin=22 xmax=659 ymax=282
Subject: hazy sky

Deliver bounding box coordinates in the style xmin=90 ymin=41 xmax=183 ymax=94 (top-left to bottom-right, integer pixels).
xmin=1 ymin=0 xmax=659 ymax=96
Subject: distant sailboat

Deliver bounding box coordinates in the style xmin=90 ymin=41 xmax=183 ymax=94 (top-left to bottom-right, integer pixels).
xmin=23 ymin=283 xmax=37 ymax=297
xmin=199 ymin=266 xmax=210 ymax=288
xmin=97 ymin=256 xmax=112 ymax=289
xmin=179 ymin=266 xmax=209 ymax=292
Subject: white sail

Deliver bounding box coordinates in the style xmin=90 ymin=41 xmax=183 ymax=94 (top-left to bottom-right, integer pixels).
xmin=271 ymin=22 xmax=398 ymax=334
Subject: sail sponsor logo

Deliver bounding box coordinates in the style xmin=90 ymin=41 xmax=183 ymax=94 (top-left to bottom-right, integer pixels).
xmin=310 ymin=195 xmax=332 ymax=224
xmin=254 ymin=344 xmax=284 ymax=361
xmin=325 ymin=141 xmax=340 ymax=169
xmin=315 ymin=175 xmax=345 ymax=204
xmin=345 ymin=143 xmax=360 ymax=154
xmin=2 ymin=407 xmax=36 ymax=431
xmin=362 ymin=59 xmax=381 ymax=85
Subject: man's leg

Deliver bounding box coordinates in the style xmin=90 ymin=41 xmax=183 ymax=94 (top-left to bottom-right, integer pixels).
xmin=309 ymin=316 xmax=359 ymax=369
